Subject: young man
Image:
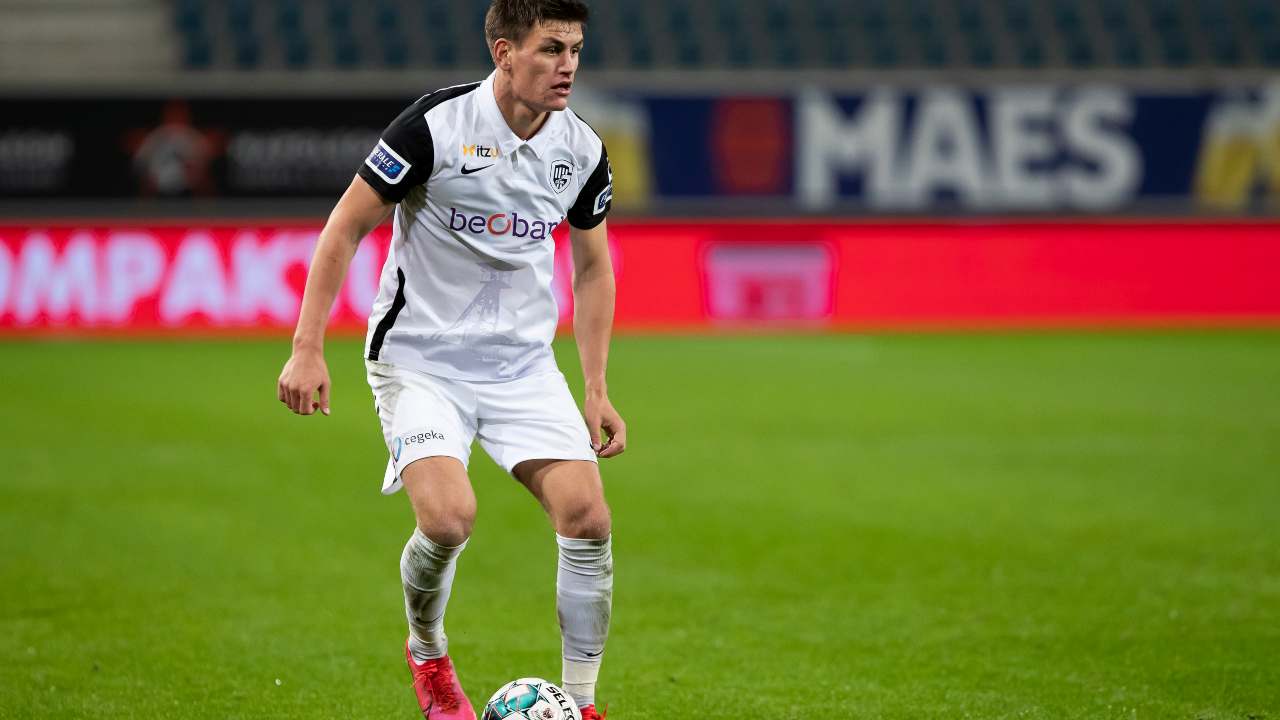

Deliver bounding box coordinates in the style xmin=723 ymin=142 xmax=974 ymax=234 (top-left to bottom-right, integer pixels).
xmin=276 ymin=2 xmax=623 ymax=718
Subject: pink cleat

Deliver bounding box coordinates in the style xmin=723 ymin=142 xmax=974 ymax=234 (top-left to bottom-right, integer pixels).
xmin=405 ymin=639 xmax=477 ymax=720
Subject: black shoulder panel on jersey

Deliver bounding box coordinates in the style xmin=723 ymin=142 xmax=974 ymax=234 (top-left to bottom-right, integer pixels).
xmin=567 ymin=144 xmax=613 ymax=230
xmin=357 ymin=82 xmax=482 ymax=203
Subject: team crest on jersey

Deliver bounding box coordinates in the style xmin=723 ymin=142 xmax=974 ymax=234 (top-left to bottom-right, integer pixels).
xmin=549 ymin=159 xmax=574 ymax=193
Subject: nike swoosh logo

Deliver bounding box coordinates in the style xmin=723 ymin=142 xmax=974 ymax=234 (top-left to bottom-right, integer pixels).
xmin=460 ymin=164 xmax=493 ymax=175
xmin=584 ymin=651 xmax=603 ymax=658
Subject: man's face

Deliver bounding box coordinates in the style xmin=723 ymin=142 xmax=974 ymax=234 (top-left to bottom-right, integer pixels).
xmin=507 ymin=20 xmax=583 ymax=113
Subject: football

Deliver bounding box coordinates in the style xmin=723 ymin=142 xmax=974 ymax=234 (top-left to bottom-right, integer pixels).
xmin=481 ymin=678 xmax=583 ymax=720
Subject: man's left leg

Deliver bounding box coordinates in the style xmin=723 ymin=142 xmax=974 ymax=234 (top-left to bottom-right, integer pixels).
xmin=514 ymin=459 xmax=612 ymax=713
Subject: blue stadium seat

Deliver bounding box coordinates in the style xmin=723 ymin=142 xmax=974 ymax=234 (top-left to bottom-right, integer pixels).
xmin=869 ymin=34 xmax=900 ymax=67
xmin=466 ymin=2 xmax=489 ymax=35
xmin=382 ymin=34 xmax=410 ymax=68
xmin=274 ymin=0 xmax=302 ymax=34
xmin=955 ymin=0 xmax=984 ymax=34
xmin=163 ymin=0 xmax=1280 ymax=72
xmin=422 ymin=1 xmax=450 ymax=30
xmin=284 ymin=34 xmax=311 ymax=68
xmin=663 ymin=2 xmax=692 ymax=33
xmin=714 ymin=1 xmax=744 ymax=34
xmin=1244 ymin=0 xmax=1278 ymax=27
xmin=1003 ymin=0 xmax=1034 ymax=33
xmin=580 ymin=37 xmax=604 ymax=69
xmin=431 ymin=38 xmax=459 ymax=67
xmin=676 ymin=38 xmax=704 ymax=68
xmin=1098 ymin=0 xmax=1129 ymax=26
xmin=1262 ymin=34 xmax=1280 ymax=67
xmin=1207 ymin=32 xmax=1241 ymax=66
xmin=374 ymin=0 xmax=400 ymax=32
xmin=919 ymin=33 xmax=950 ymax=67
xmin=1148 ymin=0 xmax=1182 ymax=33
xmin=1063 ymin=32 xmax=1095 ymax=67
xmin=764 ymin=0 xmax=793 ymax=32
xmin=820 ymin=35 xmax=852 ymax=68
xmin=812 ymin=0 xmax=850 ymax=29
xmin=175 ymin=0 xmax=205 ymax=34
xmin=906 ymin=0 xmax=936 ymax=33
xmin=627 ymin=39 xmax=654 ymax=68
xmin=859 ymin=1 xmax=891 ymax=33
xmin=233 ymin=34 xmax=261 ymax=68
xmin=326 ymin=0 xmax=352 ymax=31
xmin=332 ymin=32 xmax=361 ymax=68
xmin=1111 ymin=31 xmax=1144 ymax=67
xmin=968 ymin=35 xmax=997 ymax=67
xmin=183 ymin=32 xmax=213 ymax=69
xmin=771 ymin=38 xmax=802 ymax=69
xmin=1159 ymin=32 xmax=1193 ymax=67
xmin=727 ymin=40 xmax=755 ymax=68
xmin=1050 ymin=1 xmax=1083 ymax=33
xmin=227 ymin=0 xmax=255 ymax=34
xmin=1194 ymin=2 xmax=1232 ymax=29
xmin=1016 ymin=39 xmax=1045 ymax=68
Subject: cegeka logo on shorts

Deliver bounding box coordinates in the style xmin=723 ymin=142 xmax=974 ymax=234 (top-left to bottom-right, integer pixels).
xmin=448 ymin=207 xmax=563 ymax=240
xmin=403 ymin=430 xmax=446 ymax=447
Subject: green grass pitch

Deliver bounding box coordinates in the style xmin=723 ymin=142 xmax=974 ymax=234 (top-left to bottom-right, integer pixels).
xmin=1 ymin=332 xmax=1278 ymax=719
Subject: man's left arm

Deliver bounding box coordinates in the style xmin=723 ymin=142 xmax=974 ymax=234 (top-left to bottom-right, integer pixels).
xmin=570 ymin=220 xmax=626 ymax=458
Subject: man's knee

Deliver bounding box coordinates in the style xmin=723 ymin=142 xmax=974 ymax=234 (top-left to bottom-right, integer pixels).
xmin=402 ymin=456 xmax=475 ymax=547
xmin=557 ymin=498 xmax=612 ymax=539
xmin=415 ymin=500 xmax=475 ymax=547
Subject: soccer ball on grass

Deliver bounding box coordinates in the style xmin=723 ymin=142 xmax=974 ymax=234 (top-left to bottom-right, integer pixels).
xmin=481 ymin=678 xmax=582 ymax=720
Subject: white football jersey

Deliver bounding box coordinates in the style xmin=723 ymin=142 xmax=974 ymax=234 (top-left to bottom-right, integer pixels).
xmin=357 ymin=71 xmax=613 ymax=380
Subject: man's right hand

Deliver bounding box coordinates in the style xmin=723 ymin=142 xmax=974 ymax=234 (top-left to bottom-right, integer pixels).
xmin=276 ymin=175 xmax=392 ymax=418
xmin=277 ymin=348 xmax=331 ymax=416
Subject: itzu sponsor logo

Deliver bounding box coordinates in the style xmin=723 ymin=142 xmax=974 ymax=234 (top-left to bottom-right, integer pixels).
xmin=448 ymin=207 xmax=563 ymax=240
xmin=461 ymin=143 xmax=501 ymax=158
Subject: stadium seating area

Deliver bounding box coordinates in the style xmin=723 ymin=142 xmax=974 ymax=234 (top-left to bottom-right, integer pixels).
xmin=175 ymin=0 xmax=1280 ymax=71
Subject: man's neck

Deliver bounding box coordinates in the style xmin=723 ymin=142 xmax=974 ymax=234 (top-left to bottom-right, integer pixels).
xmin=493 ymin=71 xmax=549 ymax=141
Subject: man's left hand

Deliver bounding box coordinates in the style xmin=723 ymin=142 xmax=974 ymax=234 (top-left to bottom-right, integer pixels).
xmin=584 ymin=392 xmax=627 ymax=459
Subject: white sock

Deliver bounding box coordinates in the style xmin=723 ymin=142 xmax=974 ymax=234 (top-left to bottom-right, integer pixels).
xmin=401 ymin=528 xmax=467 ymax=662
xmin=557 ymin=533 xmax=612 ymax=707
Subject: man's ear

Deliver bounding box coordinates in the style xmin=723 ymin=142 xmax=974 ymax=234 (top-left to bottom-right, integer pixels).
xmin=493 ymin=38 xmax=513 ymax=70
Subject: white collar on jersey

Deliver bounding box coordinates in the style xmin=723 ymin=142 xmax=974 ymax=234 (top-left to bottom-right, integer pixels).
xmin=478 ymin=70 xmax=567 ymax=160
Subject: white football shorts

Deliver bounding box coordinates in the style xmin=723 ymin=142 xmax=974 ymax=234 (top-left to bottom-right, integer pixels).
xmin=366 ymin=359 xmax=597 ymax=494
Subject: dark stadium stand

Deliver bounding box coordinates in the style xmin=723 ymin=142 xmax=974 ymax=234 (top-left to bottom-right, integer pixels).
xmin=164 ymin=0 xmax=1280 ymax=71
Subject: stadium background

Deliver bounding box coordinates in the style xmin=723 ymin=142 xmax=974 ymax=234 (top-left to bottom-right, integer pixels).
xmin=2 ymin=1 xmax=1278 ymax=718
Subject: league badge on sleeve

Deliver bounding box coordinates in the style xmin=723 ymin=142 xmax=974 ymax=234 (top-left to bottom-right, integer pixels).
xmin=593 ymin=161 xmax=613 ymax=215
xmin=366 ymin=140 xmax=411 ymax=184
xmin=549 ymin=159 xmax=574 ymax=193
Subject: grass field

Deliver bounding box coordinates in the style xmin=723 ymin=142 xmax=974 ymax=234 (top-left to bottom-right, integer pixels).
xmin=2 ymin=332 xmax=1278 ymax=719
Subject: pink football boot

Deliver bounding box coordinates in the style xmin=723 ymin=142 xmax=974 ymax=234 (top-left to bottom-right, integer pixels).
xmin=405 ymin=639 xmax=476 ymax=720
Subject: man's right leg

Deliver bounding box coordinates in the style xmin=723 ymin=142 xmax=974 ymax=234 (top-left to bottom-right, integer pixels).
xmin=401 ymin=456 xmax=476 ymax=661
xmin=400 ymin=456 xmax=477 ymax=720
xmin=366 ymin=360 xmax=478 ymax=719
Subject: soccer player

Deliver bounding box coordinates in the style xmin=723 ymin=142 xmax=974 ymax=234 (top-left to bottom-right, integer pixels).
xmin=275 ymin=2 xmax=622 ymax=718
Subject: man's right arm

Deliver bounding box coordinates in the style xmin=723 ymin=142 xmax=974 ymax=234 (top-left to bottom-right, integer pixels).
xmin=277 ymin=176 xmax=393 ymax=416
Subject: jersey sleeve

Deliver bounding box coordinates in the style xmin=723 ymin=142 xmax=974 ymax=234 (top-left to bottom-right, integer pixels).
xmin=357 ymin=97 xmax=436 ymax=203
xmin=567 ymin=145 xmax=613 ymax=230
